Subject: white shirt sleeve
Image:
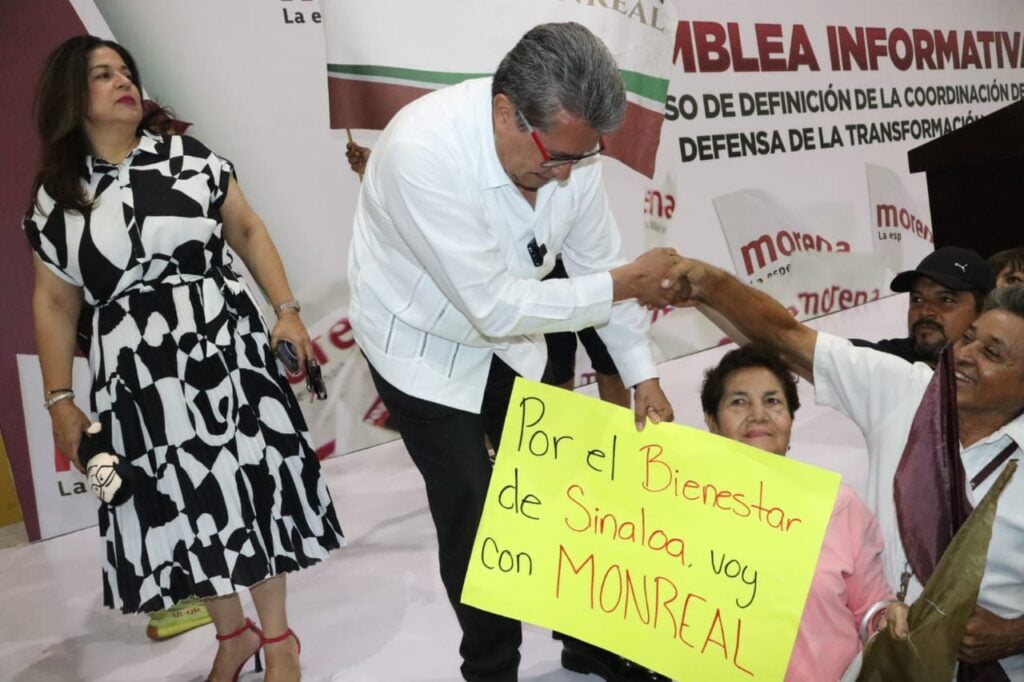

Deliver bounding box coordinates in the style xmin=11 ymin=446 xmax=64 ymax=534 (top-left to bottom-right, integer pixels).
xmin=813 ymin=332 xmax=930 ymax=440
xmin=371 ymin=139 xmax=616 ymax=341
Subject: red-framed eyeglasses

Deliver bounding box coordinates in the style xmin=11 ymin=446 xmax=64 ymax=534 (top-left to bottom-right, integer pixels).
xmin=517 ymin=110 xmax=605 ymax=169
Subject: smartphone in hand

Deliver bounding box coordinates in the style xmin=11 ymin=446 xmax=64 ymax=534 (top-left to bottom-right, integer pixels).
xmin=275 ymin=341 xmax=300 ymax=373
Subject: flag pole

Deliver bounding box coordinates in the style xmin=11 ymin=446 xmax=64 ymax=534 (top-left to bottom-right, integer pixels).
xmin=345 ymin=128 xmax=363 ymax=182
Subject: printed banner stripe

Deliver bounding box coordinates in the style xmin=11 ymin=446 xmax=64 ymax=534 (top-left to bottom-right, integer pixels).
xmin=330 ymin=79 xmax=663 ymax=178
xmin=328 ymin=64 xmax=668 ymax=108
xmin=328 ymin=78 xmax=432 ymax=130
xmin=328 ymin=64 xmax=489 ymax=87
xmin=329 ymin=71 xmax=449 ymax=93
xmin=606 ymin=101 xmax=663 ymax=178
xmin=625 ymin=91 xmax=668 ymax=116
xmin=619 ymin=69 xmax=670 ymax=103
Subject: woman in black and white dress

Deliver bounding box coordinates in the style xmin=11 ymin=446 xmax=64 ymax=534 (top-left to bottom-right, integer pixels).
xmin=24 ymin=35 xmax=343 ymax=682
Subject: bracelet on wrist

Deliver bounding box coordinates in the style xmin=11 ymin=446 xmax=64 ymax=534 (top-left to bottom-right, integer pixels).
xmin=274 ymin=299 xmax=301 ymax=316
xmin=46 ymin=387 xmax=73 ymax=396
xmin=44 ymin=390 xmax=75 ymax=410
xmin=859 ymin=599 xmax=901 ymax=643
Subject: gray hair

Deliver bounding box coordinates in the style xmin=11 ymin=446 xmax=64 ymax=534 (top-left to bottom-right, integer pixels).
xmin=982 ymin=286 xmax=1024 ymax=318
xmin=492 ymin=22 xmax=626 ymax=135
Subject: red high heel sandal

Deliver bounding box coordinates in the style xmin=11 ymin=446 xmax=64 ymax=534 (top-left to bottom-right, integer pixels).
xmin=209 ymin=617 xmax=263 ymax=682
xmin=261 ymin=627 xmax=302 ymax=679
xmin=261 ymin=627 xmax=301 ymax=654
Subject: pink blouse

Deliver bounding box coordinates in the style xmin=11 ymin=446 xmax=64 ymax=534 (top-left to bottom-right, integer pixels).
xmin=786 ymin=484 xmax=893 ymax=682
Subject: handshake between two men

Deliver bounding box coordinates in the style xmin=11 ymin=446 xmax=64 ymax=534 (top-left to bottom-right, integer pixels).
xmin=610 ymin=252 xmax=798 ymax=377
xmin=611 ymin=248 xmax=706 ymax=310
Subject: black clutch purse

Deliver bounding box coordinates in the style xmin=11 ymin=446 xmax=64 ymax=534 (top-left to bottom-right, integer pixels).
xmin=78 ymin=423 xmax=134 ymax=505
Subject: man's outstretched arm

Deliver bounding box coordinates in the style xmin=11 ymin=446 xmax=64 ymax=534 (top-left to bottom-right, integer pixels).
xmin=664 ymin=257 xmax=818 ymax=379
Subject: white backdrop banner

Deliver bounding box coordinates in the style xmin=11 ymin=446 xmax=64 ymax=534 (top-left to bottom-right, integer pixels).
xmin=630 ymin=1 xmax=1024 ymax=363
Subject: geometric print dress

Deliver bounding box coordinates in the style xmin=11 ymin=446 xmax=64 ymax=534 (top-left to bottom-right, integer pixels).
xmin=23 ymin=131 xmax=344 ymax=613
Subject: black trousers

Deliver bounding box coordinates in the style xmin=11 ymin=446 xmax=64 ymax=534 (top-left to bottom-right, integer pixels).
xmin=541 ymin=258 xmax=618 ymax=385
xmin=368 ymin=357 xmax=522 ymax=682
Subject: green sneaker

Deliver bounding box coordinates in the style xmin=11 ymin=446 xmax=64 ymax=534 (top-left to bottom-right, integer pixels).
xmin=146 ymin=597 xmax=212 ymax=640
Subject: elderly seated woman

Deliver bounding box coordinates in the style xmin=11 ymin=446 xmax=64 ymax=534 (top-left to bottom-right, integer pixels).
xmin=700 ymin=344 xmax=907 ymax=681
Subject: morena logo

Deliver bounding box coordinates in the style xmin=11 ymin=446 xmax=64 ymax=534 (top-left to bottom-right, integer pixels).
xmin=644 ymin=190 xmax=676 ymax=219
xmin=739 ymin=230 xmax=851 ymax=276
xmin=875 ymin=204 xmax=932 ymax=243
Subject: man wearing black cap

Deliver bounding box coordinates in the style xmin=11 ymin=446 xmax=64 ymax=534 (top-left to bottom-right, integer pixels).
xmin=851 ymin=246 xmax=996 ymax=366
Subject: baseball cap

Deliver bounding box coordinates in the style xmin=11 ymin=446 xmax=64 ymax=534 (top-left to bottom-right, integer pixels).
xmin=890 ymin=246 xmax=996 ymax=294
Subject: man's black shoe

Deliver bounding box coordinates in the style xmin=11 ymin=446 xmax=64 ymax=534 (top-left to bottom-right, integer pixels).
xmin=619 ymin=657 xmax=671 ymax=681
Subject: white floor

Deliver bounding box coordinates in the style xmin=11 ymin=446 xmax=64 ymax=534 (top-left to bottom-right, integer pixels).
xmin=0 ymin=439 xmax=587 ymax=682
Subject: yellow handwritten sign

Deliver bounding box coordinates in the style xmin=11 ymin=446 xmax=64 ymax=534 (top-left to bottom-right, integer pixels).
xmin=462 ymin=378 xmax=840 ymax=681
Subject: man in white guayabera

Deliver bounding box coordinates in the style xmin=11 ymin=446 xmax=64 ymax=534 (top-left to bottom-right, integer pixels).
xmin=348 ymin=22 xmax=682 ymax=682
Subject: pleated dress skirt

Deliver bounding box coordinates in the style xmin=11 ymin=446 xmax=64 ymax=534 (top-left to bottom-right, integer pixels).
xmin=91 ymin=267 xmax=343 ymax=613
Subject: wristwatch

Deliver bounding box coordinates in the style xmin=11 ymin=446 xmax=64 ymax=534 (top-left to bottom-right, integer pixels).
xmin=274 ymin=299 xmax=301 ymax=316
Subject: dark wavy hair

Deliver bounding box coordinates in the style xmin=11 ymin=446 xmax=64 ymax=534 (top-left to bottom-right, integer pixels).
xmin=700 ymin=344 xmax=801 ymax=419
xmin=28 ymin=35 xmax=179 ymax=215
xmin=990 ymin=247 xmax=1024 ymax=283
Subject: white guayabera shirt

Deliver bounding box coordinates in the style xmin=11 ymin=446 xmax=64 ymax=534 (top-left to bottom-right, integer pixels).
xmin=348 ymin=78 xmax=656 ymax=412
